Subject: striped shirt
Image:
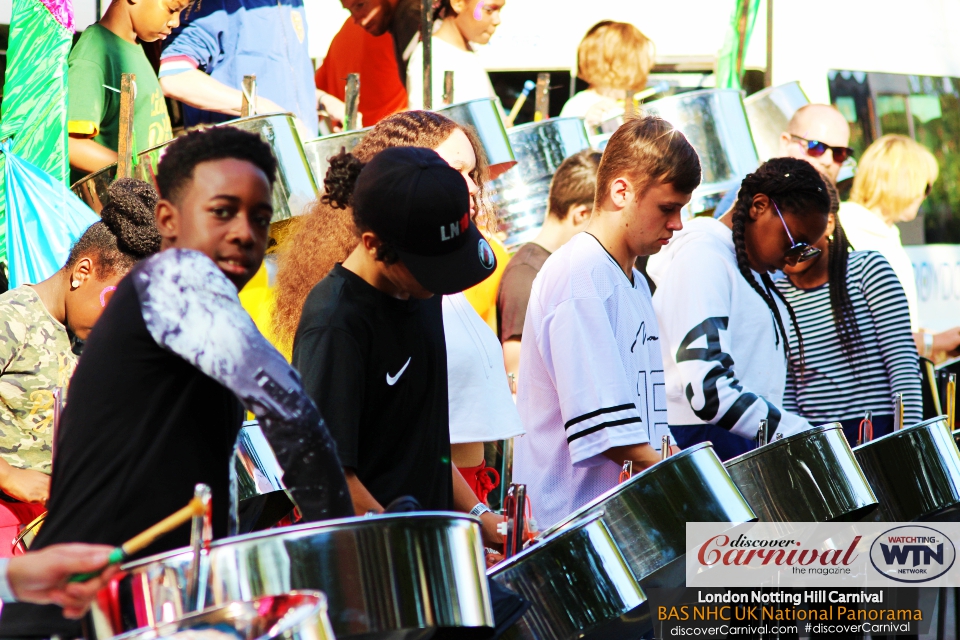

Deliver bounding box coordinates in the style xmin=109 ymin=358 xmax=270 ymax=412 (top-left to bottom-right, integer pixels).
xmin=776 ymin=251 xmax=922 ymax=425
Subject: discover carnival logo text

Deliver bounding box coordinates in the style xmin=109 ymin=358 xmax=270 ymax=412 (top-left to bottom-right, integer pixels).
xmin=686 ymin=522 xmax=960 ymax=588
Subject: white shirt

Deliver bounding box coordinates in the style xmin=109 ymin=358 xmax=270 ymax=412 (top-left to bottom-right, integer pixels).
xmin=407 ymin=37 xmax=497 ymax=110
xmin=514 ymin=233 xmax=667 ymax=530
xmin=838 ymin=201 xmax=919 ymax=330
xmin=647 ymin=217 xmax=811 ymax=441
xmin=443 ymin=293 xmax=525 ymax=443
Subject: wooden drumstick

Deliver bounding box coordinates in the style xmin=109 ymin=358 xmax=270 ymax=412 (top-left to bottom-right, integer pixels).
xmin=69 ymin=497 xmax=206 ymax=582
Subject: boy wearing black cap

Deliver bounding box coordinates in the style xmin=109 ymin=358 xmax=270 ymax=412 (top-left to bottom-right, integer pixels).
xmin=293 ymin=146 xmax=496 ymax=518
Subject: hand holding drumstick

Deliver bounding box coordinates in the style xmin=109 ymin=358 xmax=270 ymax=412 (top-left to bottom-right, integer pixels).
xmin=7 ymin=544 xmax=120 ymax=618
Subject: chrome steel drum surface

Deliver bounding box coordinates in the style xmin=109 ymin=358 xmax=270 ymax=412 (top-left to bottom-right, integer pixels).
xmin=71 ymin=113 xmax=318 ymax=223
xmin=96 ymin=513 xmax=493 ymax=640
xmin=641 ymin=89 xmax=759 ymax=215
xmin=436 ymin=98 xmax=516 ymax=179
xmin=490 ymin=512 xmax=649 ymax=640
xmin=233 ymin=421 xmax=294 ymax=533
xmin=854 ymin=416 xmax=960 ymax=521
xmin=724 ymin=424 xmax=877 ymax=523
xmin=97 ymin=592 xmax=333 ymax=640
xmin=743 ymin=81 xmax=809 ymax=161
xmin=487 ymin=117 xmax=591 ymax=249
xmin=303 ymin=128 xmax=369 ymax=188
xmin=538 ymin=443 xmax=755 ymax=590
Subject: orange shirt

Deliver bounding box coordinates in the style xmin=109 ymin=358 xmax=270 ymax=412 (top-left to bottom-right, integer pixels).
xmin=315 ymin=17 xmax=408 ymax=126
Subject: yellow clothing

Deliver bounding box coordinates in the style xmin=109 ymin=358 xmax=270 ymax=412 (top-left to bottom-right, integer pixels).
xmin=463 ymin=235 xmax=510 ymax=333
xmin=238 ymin=263 xmax=289 ymax=360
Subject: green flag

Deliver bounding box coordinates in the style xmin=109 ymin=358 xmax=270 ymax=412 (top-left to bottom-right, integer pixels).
xmin=717 ymin=0 xmax=761 ymax=90
xmin=0 ymin=0 xmax=74 ymax=264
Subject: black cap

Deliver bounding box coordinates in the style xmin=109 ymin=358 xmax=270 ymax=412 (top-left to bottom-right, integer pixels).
xmin=352 ymin=146 xmax=497 ymax=295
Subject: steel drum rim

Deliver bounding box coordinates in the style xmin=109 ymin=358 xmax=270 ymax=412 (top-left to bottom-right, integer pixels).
xmin=538 ymin=442 xmax=716 ymax=539
xmin=112 ymin=590 xmax=328 ymax=640
xmin=302 ymin=128 xmax=371 ymax=145
xmin=724 ymin=423 xmax=842 ymax=467
xmin=641 ymin=87 xmax=747 ymax=110
xmin=488 ymin=511 xmax=606 ymax=575
xmin=852 ymin=415 xmax=949 ymax=451
xmin=742 ymin=80 xmax=805 ymax=106
xmin=507 ymin=116 xmax=590 ymax=135
xmin=120 ymin=510 xmax=480 ymax=571
xmin=70 ymin=111 xmax=298 ymax=191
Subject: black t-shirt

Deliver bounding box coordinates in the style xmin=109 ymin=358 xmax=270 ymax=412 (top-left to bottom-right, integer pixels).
xmin=0 ymin=273 xmax=243 ymax=636
xmin=292 ymin=264 xmax=452 ymax=511
xmin=496 ymin=242 xmax=551 ymax=342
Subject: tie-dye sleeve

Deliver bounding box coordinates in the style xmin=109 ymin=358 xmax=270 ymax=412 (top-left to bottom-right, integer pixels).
xmin=132 ymin=249 xmax=353 ymax=521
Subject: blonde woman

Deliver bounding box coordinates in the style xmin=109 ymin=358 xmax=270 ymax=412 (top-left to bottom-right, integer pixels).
xmin=838 ymin=134 xmax=960 ymax=360
xmin=559 ymin=21 xmax=655 ymax=129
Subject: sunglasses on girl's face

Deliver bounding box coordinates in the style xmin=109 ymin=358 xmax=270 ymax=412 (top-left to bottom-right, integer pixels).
xmin=790 ymin=134 xmax=854 ymax=165
xmin=771 ymin=200 xmax=821 ymax=266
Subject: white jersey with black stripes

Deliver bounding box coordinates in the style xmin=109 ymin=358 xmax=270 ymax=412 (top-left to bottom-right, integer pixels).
xmin=514 ymin=233 xmax=668 ymax=531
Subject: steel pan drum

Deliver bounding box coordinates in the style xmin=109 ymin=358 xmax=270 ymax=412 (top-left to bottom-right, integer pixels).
xmin=538 ymin=443 xmax=755 ymax=590
xmin=724 ymin=424 xmax=877 ymax=523
xmin=743 ymin=81 xmax=809 ymax=161
xmin=94 ymin=513 xmax=493 ymax=640
xmin=71 ymin=113 xmax=318 ymax=223
xmin=436 ymin=98 xmax=516 ymax=179
xmin=95 ymin=592 xmax=333 ymax=640
xmin=490 ymin=512 xmax=649 ymax=640
xmin=233 ymin=421 xmax=294 ymax=533
xmin=854 ymin=416 xmax=960 ymax=521
xmin=303 ymin=128 xmax=370 ymax=188
xmin=641 ymin=89 xmax=759 ymax=215
xmin=487 ymin=117 xmax=591 ymax=249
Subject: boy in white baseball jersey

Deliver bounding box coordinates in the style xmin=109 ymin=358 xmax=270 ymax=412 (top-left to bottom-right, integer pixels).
xmin=514 ymin=116 xmax=702 ymax=530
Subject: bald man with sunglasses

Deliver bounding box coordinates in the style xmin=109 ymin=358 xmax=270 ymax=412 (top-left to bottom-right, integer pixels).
xmin=716 ymin=104 xmax=851 ymax=216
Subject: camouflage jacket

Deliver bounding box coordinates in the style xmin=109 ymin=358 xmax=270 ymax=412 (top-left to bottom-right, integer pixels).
xmin=0 ymin=287 xmax=77 ymax=473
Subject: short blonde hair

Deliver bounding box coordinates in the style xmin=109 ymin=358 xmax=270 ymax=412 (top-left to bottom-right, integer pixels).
xmin=576 ymin=21 xmax=655 ymax=93
xmin=849 ymin=134 xmax=939 ymax=223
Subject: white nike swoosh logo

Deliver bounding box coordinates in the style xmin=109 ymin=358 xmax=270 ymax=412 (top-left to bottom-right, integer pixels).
xmin=386 ymin=357 xmax=412 ymax=386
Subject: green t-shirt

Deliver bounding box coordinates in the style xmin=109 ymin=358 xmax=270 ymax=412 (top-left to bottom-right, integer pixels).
xmin=68 ymin=24 xmax=173 ymax=175
xmin=0 ymin=287 xmax=77 ymax=474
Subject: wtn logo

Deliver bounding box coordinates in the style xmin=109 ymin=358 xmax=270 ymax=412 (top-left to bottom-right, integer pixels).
xmin=879 ymin=543 xmax=944 ymax=566
xmin=870 ymin=526 xmax=956 ymax=583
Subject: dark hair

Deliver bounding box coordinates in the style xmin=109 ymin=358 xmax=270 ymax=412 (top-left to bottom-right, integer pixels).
xmin=730 ymin=158 xmax=830 ymax=369
xmin=548 ymin=150 xmax=602 ymax=220
xmin=65 ymin=178 xmax=162 ymax=277
xmin=595 ymin=116 xmax=701 ymax=208
xmin=156 ymin=126 xmax=278 ymax=205
xmin=822 ymin=179 xmax=864 ymax=362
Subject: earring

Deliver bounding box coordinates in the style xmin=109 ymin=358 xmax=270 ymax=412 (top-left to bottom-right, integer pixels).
xmin=71 ymin=280 xmax=80 ymax=289
xmin=828 ymin=235 xmax=834 ymax=242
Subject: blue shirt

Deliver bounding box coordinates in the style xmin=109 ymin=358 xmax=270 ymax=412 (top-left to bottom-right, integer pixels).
xmin=160 ymin=0 xmax=317 ymax=136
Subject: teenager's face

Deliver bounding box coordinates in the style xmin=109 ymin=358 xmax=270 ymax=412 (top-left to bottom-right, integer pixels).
xmin=130 ymin=0 xmax=190 ymax=42
xmin=454 ymin=0 xmax=505 ymax=45
xmin=745 ymin=194 xmax=829 ymax=273
xmin=342 ymin=0 xmax=395 ymax=36
xmin=432 ymin=128 xmax=479 ymax=221
xmin=155 ymin=159 xmax=273 ymax=290
xmin=63 ymin=258 xmax=124 ymax=340
xmin=782 ymin=213 xmax=835 ymax=278
xmin=621 ymin=179 xmax=690 ymax=257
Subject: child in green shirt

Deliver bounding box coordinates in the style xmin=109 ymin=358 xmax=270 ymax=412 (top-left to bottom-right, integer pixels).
xmin=67 ymin=0 xmax=190 ymax=180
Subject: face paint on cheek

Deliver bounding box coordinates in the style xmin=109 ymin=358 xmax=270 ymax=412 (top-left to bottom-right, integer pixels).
xmin=473 ymin=2 xmax=483 ymax=20
xmin=100 ymin=285 xmax=118 ymax=308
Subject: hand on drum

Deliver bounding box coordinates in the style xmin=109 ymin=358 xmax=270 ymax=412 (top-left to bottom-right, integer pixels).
xmin=8 ymin=543 xmax=119 ymax=618
xmin=0 ymin=464 xmax=49 ymax=504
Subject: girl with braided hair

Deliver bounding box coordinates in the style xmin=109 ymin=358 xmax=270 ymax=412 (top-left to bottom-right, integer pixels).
xmin=0 ymin=178 xmax=160 ymax=518
xmin=648 ymin=157 xmax=830 ymax=461
xmin=777 ymin=180 xmax=921 ymax=445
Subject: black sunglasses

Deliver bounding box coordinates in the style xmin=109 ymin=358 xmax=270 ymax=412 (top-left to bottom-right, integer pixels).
xmin=771 ymin=200 xmax=821 ymax=266
xmin=790 ymin=134 xmax=854 ymax=165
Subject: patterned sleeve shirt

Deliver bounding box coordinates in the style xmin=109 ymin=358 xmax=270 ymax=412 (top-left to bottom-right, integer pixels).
xmin=0 ymin=287 xmax=76 ymax=474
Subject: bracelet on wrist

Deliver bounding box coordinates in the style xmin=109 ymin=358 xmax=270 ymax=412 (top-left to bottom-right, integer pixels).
xmin=469 ymin=503 xmax=492 ymax=517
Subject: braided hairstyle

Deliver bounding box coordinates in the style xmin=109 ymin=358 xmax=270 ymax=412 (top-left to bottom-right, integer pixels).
xmin=823 ymin=179 xmax=864 ymax=362
xmin=65 ymin=178 xmax=162 ymax=277
xmin=730 ymin=158 xmax=830 ymax=368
